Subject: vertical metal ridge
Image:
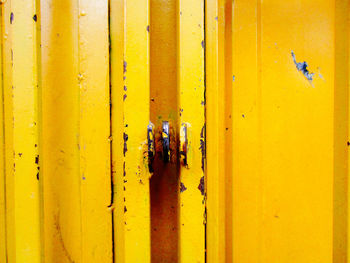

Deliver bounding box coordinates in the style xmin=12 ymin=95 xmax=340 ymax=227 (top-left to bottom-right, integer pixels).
xmin=110 ymin=0 xmax=126 ymax=262
xmin=122 ymin=0 xmax=151 ymax=261
xmin=224 ymin=1 xmax=233 ymax=262
xmin=78 ymin=0 xmax=113 ymax=262
xmin=178 ymin=0 xmax=205 ymax=262
xmin=205 ymin=0 xmax=226 ymax=262
xmin=10 ymin=0 xmax=41 ymax=261
xmin=333 ymin=0 xmax=350 ymax=262
xmin=0 ymin=3 xmax=7 ymax=262
xmin=41 ymin=0 xmax=82 ymax=261
xmin=107 ymin=0 xmax=116 ymax=262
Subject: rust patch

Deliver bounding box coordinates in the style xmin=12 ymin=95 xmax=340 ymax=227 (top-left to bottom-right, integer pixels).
xmin=198 ymin=176 xmax=205 ymax=196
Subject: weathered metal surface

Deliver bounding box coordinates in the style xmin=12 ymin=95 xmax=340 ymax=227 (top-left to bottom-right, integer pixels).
xmin=1 ymin=0 xmax=349 ymax=262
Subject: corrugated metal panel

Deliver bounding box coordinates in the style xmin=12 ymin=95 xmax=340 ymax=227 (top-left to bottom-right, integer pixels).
xmin=0 ymin=0 xmax=349 ymax=262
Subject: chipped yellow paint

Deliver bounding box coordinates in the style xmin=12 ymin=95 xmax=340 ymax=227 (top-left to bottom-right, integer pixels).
xmin=1 ymin=1 xmax=350 ymax=262
xmin=110 ymin=0 xmax=126 ymax=263
xmin=118 ymin=0 xmax=152 ymax=262
xmin=1 ymin=1 xmax=15 ymax=261
xmin=178 ymin=0 xmax=205 ymax=262
xmin=0 ymin=0 xmax=42 ymax=262
xmin=110 ymin=0 xmax=126 ymax=262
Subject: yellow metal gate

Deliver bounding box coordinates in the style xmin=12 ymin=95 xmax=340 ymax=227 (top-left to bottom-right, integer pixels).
xmin=0 ymin=0 xmax=349 ymax=262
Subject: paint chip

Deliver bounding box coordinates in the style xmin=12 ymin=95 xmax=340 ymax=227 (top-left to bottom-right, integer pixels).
xmin=123 ymin=61 xmax=127 ymax=74
xmin=180 ymin=182 xmax=187 ymax=193
xmin=198 ymin=176 xmax=205 ymax=196
xmin=291 ymin=51 xmax=314 ymax=82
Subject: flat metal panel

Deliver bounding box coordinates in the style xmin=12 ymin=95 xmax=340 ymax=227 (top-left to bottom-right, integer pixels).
xmin=205 ymin=1 xmax=349 ymax=263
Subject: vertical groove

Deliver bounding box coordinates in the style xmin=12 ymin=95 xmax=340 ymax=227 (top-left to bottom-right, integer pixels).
xmin=0 ymin=3 xmax=8 ymax=262
xmin=256 ymin=0 xmax=263 ymax=261
xmin=35 ymin=0 xmax=45 ymax=261
xmin=76 ymin=1 xmax=83 ymax=261
xmin=224 ymin=0 xmax=232 ymax=261
xmin=333 ymin=0 xmax=349 ymax=262
xmin=108 ymin=0 xmax=115 ymax=262
xmin=203 ymin=0 xmax=207 ymax=262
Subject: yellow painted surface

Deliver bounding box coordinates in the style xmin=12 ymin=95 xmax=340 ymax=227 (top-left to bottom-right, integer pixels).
xmin=12 ymin=0 xmax=41 ymax=261
xmin=0 ymin=4 xmax=6 ymax=262
xmin=121 ymin=0 xmax=152 ymax=262
xmin=0 ymin=0 xmax=42 ymax=262
xmin=205 ymin=0 xmax=227 ymax=262
xmin=2 ymin=1 xmax=15 ymax=261
xmin=178 ymin=0 xmax=205 ymax=262
xmin=232 ymin=1 xmax=334 ymax=262
xmin=206 ymin=0 xmax=347 ymax=262
xmin=110 ymin=0 xmax=126 ymax=262
xmin=1 ymin=1 xmax=350 ymax=262
xmin=78 ymin=1 xmax=112 ymax=262
xmin=41 ymin=0 xmax=112 ymax=262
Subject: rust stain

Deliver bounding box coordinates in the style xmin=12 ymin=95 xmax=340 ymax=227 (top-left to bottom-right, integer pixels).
xmin=198 ymin=176 xmax=205 ymax=196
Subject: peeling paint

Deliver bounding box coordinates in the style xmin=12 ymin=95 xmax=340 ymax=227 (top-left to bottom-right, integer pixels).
xmin=180 ymin=182 xmax=187 ymax=193
xmin=123 ymin=60 xmax=127 ymax=74
xmin=123 ymin=133 xmax=128 ymax=156
xmin=291 ymin=51 xmax=314 ymax=82
xmin=199 ymin=125 xmax=205 ymax=172
xmin=198 ymin=176 xmax=205 ymax=196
